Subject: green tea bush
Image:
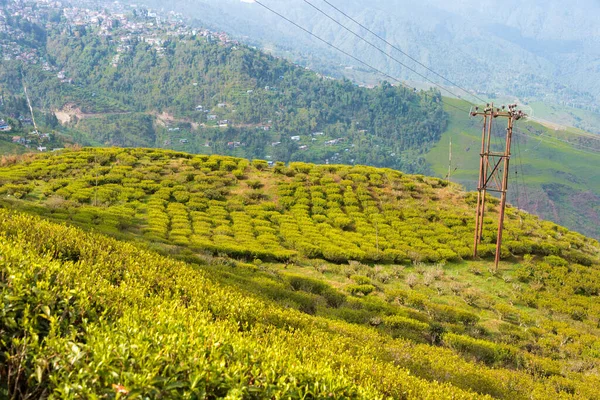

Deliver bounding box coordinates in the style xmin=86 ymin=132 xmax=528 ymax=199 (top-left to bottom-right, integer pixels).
xmin=346 ymin=284 xmax=376 ymax=296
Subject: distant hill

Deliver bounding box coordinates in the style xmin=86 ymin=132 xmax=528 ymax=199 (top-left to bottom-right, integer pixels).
xmin=1 ymin=147 xmax=599 ymax=398
xmin=428 ymin=99 xmax=600 ymax=240
xmin=141 ymin=0 xmax=600 ymax=110
xmin=0 ymin=14 xmax=446 ymax=174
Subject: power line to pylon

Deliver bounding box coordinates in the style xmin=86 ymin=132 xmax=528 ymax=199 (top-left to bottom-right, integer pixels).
xmin=253 ymin=0 xmax=471 ymax=113
xmin=471 ymin=103 xmax=526 ymax=272
xmin=301 ymin=0 xmax=480 ymax=104
xmin=316 ymin=0 xmax=489 ymax=105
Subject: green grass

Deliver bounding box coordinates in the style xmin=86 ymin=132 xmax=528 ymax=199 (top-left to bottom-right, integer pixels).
xmin=426 ymin=98 xmax=600 ymax=239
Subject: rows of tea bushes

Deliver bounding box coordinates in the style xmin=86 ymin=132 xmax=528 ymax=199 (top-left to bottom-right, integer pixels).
xmin=2 ymin=209 xmax=600 ymax=398
xmin=0 ymin=148 xmax=597 ymax=267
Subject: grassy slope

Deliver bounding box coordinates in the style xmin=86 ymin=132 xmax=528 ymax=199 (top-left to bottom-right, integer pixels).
xmin=527 ymin=100 xmax=600 ymax=134
xmin=1 ymin=210 xmax=488 ymax=399
xmin=426 ymin=98 xmax=600 ymax=239
xmin=0 ymin=140 xmax=27 ymax=155
xmin=1 ymin=148 xmax=599 ymax=398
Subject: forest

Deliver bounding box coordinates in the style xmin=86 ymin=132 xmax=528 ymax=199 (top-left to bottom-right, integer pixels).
xmin=0 ymin=10 xmax=446 ymax=174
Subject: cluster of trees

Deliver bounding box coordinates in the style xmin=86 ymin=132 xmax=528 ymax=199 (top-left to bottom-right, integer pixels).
xmin=1 ymin=13 xmax=448 ymax=173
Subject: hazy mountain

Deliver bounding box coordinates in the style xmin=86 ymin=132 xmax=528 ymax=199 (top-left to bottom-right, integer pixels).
xmin=137 ymin=0 xmax=600 ymax=108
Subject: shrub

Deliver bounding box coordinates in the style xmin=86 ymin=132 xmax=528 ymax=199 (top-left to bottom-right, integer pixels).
xmin=350 ymin=275 xmax=371 ymax=285
xmin=346 ymin=284 xmax=375 ymax=296
xmin=246 ymin=180 xmax=264 ymax=189
xmin=382 ymin=315 xmax=429 ymax=340
xmin=405 ymin=273 xmax=419 ymax=288
xmin=445 ymin=333 xmax=523 ymax=367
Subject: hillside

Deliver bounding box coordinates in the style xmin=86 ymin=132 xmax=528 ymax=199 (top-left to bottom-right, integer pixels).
xmin=1 ymin=147 xmax=600 ymax=398
xmin=2 ymin=2 xmax=600 ymax=242
xmin=144 ymin=0 xmax=600 ymax=110
xmin=0 ymin=3 xmax=445 ymax=174
xmin=426 ymin=99 xmax=600 ymax=240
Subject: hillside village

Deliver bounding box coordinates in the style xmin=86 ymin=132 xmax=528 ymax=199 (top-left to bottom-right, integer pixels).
xmin=0 ymin=0 xmax=244 ymax=152
xmin=1 ymin=0 xmax=410 ymax=163
xmin=1 ymin=0 xmax=235 ymax=68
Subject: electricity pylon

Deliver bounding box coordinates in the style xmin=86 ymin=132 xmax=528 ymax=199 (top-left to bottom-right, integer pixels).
xmin=471 ymin=103 xmax=526 ymax=271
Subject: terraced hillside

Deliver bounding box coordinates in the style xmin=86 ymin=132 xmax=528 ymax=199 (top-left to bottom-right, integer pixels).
xmin=1 ymin=147 xmax=599 ymax=398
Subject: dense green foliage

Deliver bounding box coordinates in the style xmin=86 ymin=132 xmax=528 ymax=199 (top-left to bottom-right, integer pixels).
xmin=2 ymin=148 xmax=597 ymax=266
xmin=0 ymin=209 xmax=488 ymax=399
xmin=2 ymin=8 xmax=599 ymax=243
xmin=0 ymin=208 xmax=598 ymax=399
xmin=0 ymin=12 xmax=447 ymax=173
xmin=1 ymin=148 xmax=600 ymax=398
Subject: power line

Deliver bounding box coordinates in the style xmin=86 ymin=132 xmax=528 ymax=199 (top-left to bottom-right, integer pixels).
xmin=513 ymin=130 xmax=600 ymax=155
xmin=318 ymin=0 xmax=488 ymax=105
xmin=514 ymin=130 xmax=529 ymax=210
xmin=253 ymin=0 xmax=472 ymax=114
xmin=302 ymin=0 xmax=478 ymax=105
xmin=527 ymin=117 xmax=600 ymax=142
xmin=309 ymin=0 xmax=600 ymax=146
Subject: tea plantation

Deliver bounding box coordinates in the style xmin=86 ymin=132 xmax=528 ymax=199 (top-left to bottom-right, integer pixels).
xmin=1 ymin=148 xmax=599 ymax=398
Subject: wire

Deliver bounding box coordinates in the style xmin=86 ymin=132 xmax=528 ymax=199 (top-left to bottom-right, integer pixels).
xmin=513 ymin=130 xmax=600 ymax=156
xmin=302 ymin=0 xmax=478 ymax=105
xmin=533 ymin=132 xmax=600 ymax=152
xmin=514 ymin=130 xmax=529 ymax=210
xmin=317 ymin=0 xmax=488 ymax=105
xmin=253 ymin=0 xmax=472 ymax=114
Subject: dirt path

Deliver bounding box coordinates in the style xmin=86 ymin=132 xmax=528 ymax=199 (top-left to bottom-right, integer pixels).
xmin=55 ymin=103 xmax=132 ymax=124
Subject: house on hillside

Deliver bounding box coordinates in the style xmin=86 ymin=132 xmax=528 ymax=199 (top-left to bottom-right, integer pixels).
xmin=12 ymin=136 xmax=24 ymax=144
xmin=37 ymin=146 xmax=47 ymax=152
xmin=290 ymin=136 xmax=300 ymax=141
xmin=0 ymin=120 xmax=11 ymax=131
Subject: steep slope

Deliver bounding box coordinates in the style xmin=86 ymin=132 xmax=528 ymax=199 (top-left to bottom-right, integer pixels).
xmin=1 ymin=148 xmax=599 ymax=398
xmin=0 ymin=210 xmax=486 ymax=399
